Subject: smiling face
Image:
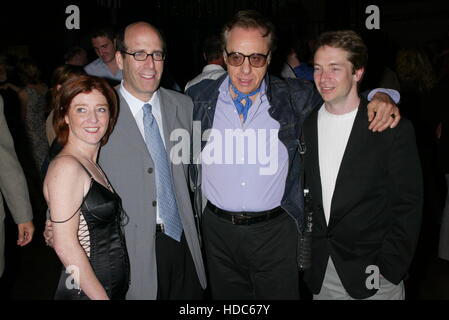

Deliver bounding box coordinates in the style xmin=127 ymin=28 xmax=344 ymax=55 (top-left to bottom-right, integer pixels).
xmin=65 ymin=89 xmax=110 ymax=146
xmin=225 ymin=26 xmax=271 ymax=94
xmin=313 ymin=45 xmax=364 ymax=106
xmin=116 ymin=23 xmax=164 ymax=102
xmin=92 ymin=36 xmax=116 ymax=64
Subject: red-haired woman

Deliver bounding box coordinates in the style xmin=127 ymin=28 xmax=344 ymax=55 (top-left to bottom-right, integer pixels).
xmin=43 ymin=75 xmax=129 ymax=300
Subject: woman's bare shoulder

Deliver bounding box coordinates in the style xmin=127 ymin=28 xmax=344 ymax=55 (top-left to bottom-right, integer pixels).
xmin=45 ymin=155 xmax=88 ymax=186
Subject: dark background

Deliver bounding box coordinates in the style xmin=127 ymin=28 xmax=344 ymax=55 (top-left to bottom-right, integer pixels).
xmin=1 ymin=0 xmax=448 ymax=88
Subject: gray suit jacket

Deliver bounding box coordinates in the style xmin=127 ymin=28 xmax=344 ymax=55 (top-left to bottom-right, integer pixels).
xmin=99 ymin=88 xmax=206 ymax=299
xmin=0 ymin=95 xmax=33 ymax=277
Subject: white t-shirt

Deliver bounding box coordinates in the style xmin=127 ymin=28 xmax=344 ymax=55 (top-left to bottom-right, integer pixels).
xmin=317 ymin=105 xmax=358 ymax=225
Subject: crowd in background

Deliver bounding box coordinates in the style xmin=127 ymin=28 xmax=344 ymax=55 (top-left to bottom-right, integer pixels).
xmin=1 ymin=19 xmax=449 ymax=299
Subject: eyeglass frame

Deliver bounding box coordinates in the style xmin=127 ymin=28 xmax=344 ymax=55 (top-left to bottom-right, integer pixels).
xmin=120 ymin=50 xmax=166 ymax=62
xmin=224 ymin=49 xmax=271 ymax=68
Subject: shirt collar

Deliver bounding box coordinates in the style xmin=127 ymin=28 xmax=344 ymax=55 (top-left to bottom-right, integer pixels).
xmin=219 ymin=76 xmax=267 ymax=98
xmin=219 ymin=76 xmax=267 ymax=106
xmin=119 ymin=81 xmax=160 ymax=117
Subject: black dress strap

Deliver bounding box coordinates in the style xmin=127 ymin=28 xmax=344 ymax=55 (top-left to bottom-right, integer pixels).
xmin=77 ymin=161 xmax=95 ymax=179
xmin=54 ymin=154 xmax=95 ymax=179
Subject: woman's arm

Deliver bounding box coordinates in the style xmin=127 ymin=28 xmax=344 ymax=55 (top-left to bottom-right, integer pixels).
xmin=44 ymin=157 xmax=109 ymax=300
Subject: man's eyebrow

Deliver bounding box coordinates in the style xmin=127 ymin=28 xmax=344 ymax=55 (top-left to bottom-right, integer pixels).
xmin=314 ymin=62 xmax=344 ymax=66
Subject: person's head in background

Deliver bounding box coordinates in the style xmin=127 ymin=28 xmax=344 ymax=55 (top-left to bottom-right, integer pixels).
xmin=287 ymin=38 xmax=312 ymax=66
xmin=203 ymin=35 xmax=225 ymax=67
xmin=395 ymin=48 xmax=436 ymax=93
xmin=89 ymin=27 xmax=117 ymax=65
xmin=49 ymin=64 xmax=87 ymax=107
xmin=280 ymin=37 xmax=315 ymax=81
xmin=51 ymin=64 xmax=87 ymax=92
xmin=45 ymin=65 xmax=88 ymax=153
xmin=16 ymin=58 xmax=43 ymax=86
xmin=64 ymin=46 xmax=88 ymax=66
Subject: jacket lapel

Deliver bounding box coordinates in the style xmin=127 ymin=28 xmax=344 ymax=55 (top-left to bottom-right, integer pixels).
xmin=159 ymin=88 xmax=187 ymax=179
xmin=327 ymin=99 xmax=369 ymax=230
xmin=117 ymin=92 xmax=151 ymax=158
xmin=304 ymin=109 xmax=327 ymax=230
xmin=158 ymin=88 xmax=178 ymax=153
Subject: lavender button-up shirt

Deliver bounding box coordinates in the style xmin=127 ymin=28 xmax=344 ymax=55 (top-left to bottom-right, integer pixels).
xmin=201 ymin=77 xmax=289 ymax=212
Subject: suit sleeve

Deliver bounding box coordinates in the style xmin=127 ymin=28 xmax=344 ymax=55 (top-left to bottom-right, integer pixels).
xmin=0 ymin=95 xmax=33 ymax=224
xmin=377 ymin=120 xmax=423 ymax=284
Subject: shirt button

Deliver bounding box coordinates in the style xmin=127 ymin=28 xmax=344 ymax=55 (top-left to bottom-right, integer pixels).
xmin=148 ymin=168 xmax=154 ymax=174
xmin=152 ymin=201 xmax=157 ymax=207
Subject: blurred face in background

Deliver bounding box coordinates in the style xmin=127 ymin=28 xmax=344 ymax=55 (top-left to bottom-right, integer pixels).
xmin=68 ymin=50 xmax=88 ymax=66
xmin=92 ymin=36 xmax=116 ymax=64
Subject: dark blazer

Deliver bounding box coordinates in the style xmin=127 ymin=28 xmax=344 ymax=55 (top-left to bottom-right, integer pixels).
xmin=303 ymin=97 xmax=423 ymax=299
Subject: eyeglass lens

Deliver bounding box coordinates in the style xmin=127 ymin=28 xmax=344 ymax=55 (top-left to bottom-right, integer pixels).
xmin=227 ymin=52 xmax=267 ymax=67
xmin=133 ymin=51 xmax=165 ymax=61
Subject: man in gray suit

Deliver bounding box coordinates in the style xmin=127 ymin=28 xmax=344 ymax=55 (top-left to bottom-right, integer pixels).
xmin=0 ymin=94 xmax=34 ymax=279
xmin=98 ymin=22 xmax=206 ymax=299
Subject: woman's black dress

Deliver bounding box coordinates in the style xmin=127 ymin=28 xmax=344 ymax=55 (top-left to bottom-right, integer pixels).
xmin=53 ymin=166 xmax=130 ymax=300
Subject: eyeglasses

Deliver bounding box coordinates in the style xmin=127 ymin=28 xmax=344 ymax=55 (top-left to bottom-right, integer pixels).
xmin=121 ymin=50 xmax=166 ymax=61
xmin=224 ymin=49 xmax=270 ymax=68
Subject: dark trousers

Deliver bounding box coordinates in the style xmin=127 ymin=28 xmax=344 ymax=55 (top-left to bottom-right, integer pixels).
xmin=202 ymin=205 xmax=300 ymax=300
xmin=155 ymin=231 xmax=203 ymax=300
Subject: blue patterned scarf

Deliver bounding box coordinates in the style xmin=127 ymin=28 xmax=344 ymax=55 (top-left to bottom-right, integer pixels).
xmin=230 ymin=80 xmax=261 ymax=122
